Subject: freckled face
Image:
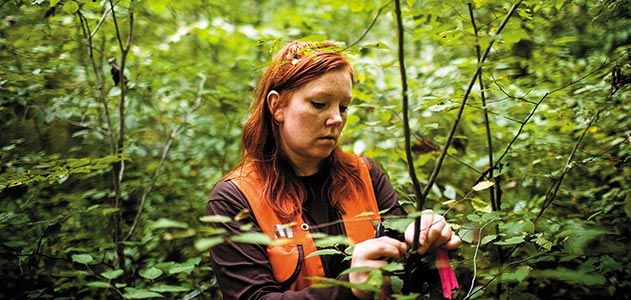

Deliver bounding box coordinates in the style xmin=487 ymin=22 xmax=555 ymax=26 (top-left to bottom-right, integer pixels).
xmin=272 ymin=68 xmax=352 ymax=175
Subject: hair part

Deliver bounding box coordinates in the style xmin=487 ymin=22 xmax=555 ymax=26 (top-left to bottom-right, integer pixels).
xmin=236 ymin=40 xmax=365 ymax=222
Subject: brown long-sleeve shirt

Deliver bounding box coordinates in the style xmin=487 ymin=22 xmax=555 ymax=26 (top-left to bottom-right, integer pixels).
xmin=206 ymin=159 xmax=405 ymax=299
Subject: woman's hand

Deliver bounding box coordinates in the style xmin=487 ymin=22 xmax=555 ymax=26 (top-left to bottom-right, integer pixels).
xmin=349 ymin=236 xmax=407 ymax=299
xmin=404 ymin=209 xmax=461 ymax=255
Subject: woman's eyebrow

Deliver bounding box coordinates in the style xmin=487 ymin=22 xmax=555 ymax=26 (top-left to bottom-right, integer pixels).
xmin=308 ymin=90 xmax=352 ymax=101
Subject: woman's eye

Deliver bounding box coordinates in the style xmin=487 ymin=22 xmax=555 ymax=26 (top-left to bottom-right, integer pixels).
xmin=340 ymin=105 xmax=348 ymax=113
xmin=311 ymin=102 xmax=326 ymax=109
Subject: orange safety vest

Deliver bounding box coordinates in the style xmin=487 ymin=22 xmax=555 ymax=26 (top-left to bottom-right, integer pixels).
xmin=225 ymin=155 xmax=381 ymax=290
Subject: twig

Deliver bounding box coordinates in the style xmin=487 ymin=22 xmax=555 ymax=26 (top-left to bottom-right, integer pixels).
xmin=77 ymin=11 xmax=116 ymax=154
xmin=536 ymin=103 xmax=609 ymax=220
xmin=108 ymin=0 xmax=134 ymax=272
xmin=124 ymin=75 xmax=207 ymax=241
xmin=472 ymin=88 xmax=620 ymax=298
xmin=489 ymin=74 xmax=537 ymax=105
xmin=463 ymin=251 xmax=543 ymax=300
xmin=493 ymin=50 xmax=629 ymax=170
xmin=346 ymin=1 xmax=393 ymax=50
xmin=387 ymin=105 xmax=483 ymax=174
xmin=90 ymin=2 xmax=118 ymax=38
xmin=411 ymin=0 xmax=524 ymax=251
xmin=464 ymin=221 xmax=494 ymax=299
xmin=468 ymin=3 xmax=496 ymax=210
xmin=393 ymin=0 xmax=426 ymax=252
xmin=465 ymin=101 xmax=524 ymax=123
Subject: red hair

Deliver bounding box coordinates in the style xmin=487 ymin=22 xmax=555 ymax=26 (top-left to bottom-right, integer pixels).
xmin=237 ymin=40 xmax=365 ymax=222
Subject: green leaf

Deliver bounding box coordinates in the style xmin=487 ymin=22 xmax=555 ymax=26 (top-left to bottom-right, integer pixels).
xmin=71 ymin=254 xmax=94 ymax=264
xmin=500 ymin=266 xmax=531 ymax=282
xmin=199 ymin=215 xmax=232 ymax=223
xmin=185 ymin=257 xmax=202 ymax=266
xmin=366 ymin=269 xmax=384 ymax=288
xmin=382 ymin=262 xmax=404 ymax=273
xmin=100 ymin=207 xmax=120 ymax=216
xmin=458 ymin=228 xmax=474 ymax=244
xmin=139 ymin=267 xmax=163 ymax=280
xmin=495 ymin=235 xmax=525 ymax=245
xmin=472 ymin=180 xmax=494 ymax=191
xmin=530 ymin=268 xmax=606 ymax=286
xmin=340 ymin=266 xmax=378 ymax=276
xmin=168 ymin=262 xmax=195 ymax=275
xmin=229 ymin=232 xmax=272 ymax=245
xmin=62 ymin=1 xmax=79 ymax=14
xmin=50 ymin=0 xmax=61 ymax=6
xmin=194 ymin=237 xmax=223 ymax=252
xmin=500 ymin=220 xmax=535 ymax=236
xmin=305 ymin=248 xmax=343 ymax=259
xmin=124 ymin=288 xmax=164 ymax=299
xmin=558 ymin=223 xmax=609 ymax=255
xmin=313 ymin=234 xmax=350 ymax=248
xmin=149 ymin=285 xmax=191 ymax=293
xmin=471 ymin=198 xmax=492 ymax=213
xmin=309 ymin=275 xmax=379 ymax=292
xmin=391 ymin=276 xmax=404 ymax=294
xmin=151 ymin=218 xmax=189 ymax=230
xmin=533 ymin=233 xmax=553 ymax=251
xmin=87 ymin=281 xmax=112 ymax=288
xmin=382 ymin=216 xmax=411 ymax=233
xmin=481 ymin=234 xmax=497 ymax=245
xmin=101 ymin=269 xmax=124 ymax=280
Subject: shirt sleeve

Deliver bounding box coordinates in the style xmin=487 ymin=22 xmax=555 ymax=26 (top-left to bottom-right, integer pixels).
xmin=364 ymin=157 xmax=406 ymax=217
xmin=206 ymin=181 xmax=359 ymax=300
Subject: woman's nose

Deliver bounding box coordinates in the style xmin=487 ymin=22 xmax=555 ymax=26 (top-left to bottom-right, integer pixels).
xmin=325 ymin=109 xmax=344 ymax=127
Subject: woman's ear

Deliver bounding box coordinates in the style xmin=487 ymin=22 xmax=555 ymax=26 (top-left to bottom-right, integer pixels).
xmin=267 ymin=90 xmax=284 ymax=123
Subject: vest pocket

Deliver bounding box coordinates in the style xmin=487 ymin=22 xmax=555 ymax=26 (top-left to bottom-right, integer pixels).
xmin=267 ymin=244 xmax=304 ymax=286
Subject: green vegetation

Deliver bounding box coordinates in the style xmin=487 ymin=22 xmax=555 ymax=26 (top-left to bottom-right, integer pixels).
xmin=1 ymin=0 xmax=629 ymax=299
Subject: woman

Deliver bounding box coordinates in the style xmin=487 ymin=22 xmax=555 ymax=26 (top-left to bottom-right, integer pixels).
xmin=207 ymin=40 xmax=461 ymax=299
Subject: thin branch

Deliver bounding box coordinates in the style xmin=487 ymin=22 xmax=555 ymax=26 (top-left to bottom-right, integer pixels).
xmin=124 ymin=75 xmax=207 ymax=241
xmin=346 ymin=1 xmax=393 ymax=50
xmin=535 ymin=103 xmax=609 ymax=220
xmin=388 ymin=106 xmax=483 ymax=173
xmin=491 ymin=49 xmax=629 ymax=170
xmin=465 ymin=103 xmax=524 ymax=124
xmin=77 ymin=11 xmax=116 ymax=154
xmin=489 ymin=74 xmax=538 ymax=104
xmin=464 ymin=221 xmax=494 ymax=299
xmin=108 ymin=0 xmax=134 ymax=272
xmin=463 ymin=251 xmax=544 ymax=300
xmin=393 ymin=0 xmax=426 ymax=252
xmin=468 ymin=3 xmax=496 ymax=211
xmin=90 ymin=3 xmax=117 ymax=38
xmin=472 ymin=88 xmax=620 ymax=298
xmin=68 ymin=121 xmax=108 ymax=136
xmin=412 ymin=0 xmax=524 ymax=251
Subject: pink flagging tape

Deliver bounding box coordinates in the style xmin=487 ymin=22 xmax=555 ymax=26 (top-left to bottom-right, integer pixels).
xmin=436 ymin=249 xmax=459 ymax=299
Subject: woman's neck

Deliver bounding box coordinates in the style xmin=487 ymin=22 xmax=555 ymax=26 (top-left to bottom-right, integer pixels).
xmin=294 ymin=164 xmax=319 ymax=176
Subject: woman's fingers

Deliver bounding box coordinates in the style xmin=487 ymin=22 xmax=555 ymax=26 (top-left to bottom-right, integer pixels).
xmin=418 ymin=210 xmax=434 ymax=251
xmin=424 ymin=214 xmax=446 ymax=252
xmin=436 ymin=218 xmax=452 ymax=246
xmin=442 ymin=232 xmax=461 ymax=250
xmin=350 ymin=237 xmax=408 ymax=299
xmin=355 ymin=236 xmax=407 ymax=260
xmin=404 ymin=210 xmax=460 ymax=254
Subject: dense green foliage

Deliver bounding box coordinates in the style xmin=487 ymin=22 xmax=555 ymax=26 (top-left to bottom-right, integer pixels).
xmin=1 ymin=0 xmax=630 ymax=299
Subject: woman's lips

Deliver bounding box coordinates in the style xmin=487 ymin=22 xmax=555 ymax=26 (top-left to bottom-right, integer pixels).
xmin=317 ymin=136 xmax=337 ymax=145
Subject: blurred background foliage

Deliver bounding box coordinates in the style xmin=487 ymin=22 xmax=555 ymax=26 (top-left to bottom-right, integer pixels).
xmin=0 ymin=0 xmax=629 ymax=299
